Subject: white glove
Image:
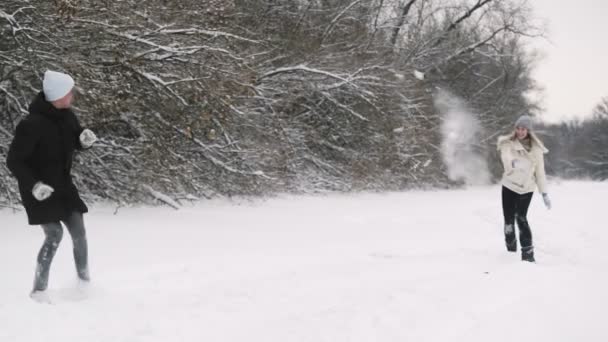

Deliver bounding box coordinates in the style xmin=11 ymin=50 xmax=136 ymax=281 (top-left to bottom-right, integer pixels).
xmin=80 ymin=129 xmax=97 ymax=148
xmin=32 ymin=182 xmax=54 ymax=201
xmin=542 ymin=193 xmax=551 ymax=210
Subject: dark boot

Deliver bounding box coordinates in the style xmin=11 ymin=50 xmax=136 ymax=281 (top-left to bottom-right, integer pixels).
xmin=521 ymin=246 xmax=535 ymax=262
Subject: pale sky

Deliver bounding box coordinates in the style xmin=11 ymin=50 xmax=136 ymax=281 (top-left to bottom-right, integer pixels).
xmin=530 ymin=0 xmax=608 ymax=122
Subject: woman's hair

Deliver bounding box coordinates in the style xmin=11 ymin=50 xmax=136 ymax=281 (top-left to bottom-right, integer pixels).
xmin=498 ymin=128 xmax=548 ymax=154
xmin=508 ymin=130 xmax=530 ymax=141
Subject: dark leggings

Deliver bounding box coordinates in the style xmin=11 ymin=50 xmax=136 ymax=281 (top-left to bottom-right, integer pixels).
xmin=33 ymin=211 xmax=89 ymax=292
xmin=502 ymin=186 xmax=533 ymax=250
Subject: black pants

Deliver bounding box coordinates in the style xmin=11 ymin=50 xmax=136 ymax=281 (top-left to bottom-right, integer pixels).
xmin=33 ymin=211 xmax=89 ymax=292
xmin=502 ymin=186 xmax=533 ymax=252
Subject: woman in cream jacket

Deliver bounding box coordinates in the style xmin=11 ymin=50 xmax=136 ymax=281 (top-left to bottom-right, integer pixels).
xmin=497 ymin=115 xmax=551 ymax=262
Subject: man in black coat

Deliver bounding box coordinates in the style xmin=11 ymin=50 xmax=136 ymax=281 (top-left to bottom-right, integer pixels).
xmin=6 ymin=70 xmax=98 ymax=301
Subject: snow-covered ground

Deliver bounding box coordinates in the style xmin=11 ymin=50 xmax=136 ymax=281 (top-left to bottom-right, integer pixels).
xmin=1 ymin=181 xmax=607 ymax=341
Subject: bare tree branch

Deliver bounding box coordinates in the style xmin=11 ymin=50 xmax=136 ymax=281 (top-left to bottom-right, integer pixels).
xmin=391 ymin=0 xmax=418 ymax=47
xmin=433 ymin=0 xmax=494 ymax=47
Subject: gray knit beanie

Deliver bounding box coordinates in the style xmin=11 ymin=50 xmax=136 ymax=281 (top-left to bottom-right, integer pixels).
xmin=514 ymin=115 xmax=533 ymax=130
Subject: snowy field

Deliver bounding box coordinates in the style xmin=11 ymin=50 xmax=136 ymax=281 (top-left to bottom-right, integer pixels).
xmin=1 ymin=181 xmax=607 ymax=342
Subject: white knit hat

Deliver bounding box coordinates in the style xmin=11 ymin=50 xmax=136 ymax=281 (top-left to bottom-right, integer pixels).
xmin=43 ymin=70 xmax=75 ymax=102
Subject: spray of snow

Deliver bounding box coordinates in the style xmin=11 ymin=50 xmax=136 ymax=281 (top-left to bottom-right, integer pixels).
xmin=435 ymin=89 xmax=491 ymax=186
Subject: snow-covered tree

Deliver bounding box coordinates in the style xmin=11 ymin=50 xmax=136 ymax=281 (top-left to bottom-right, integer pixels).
xmin=0 ymin=0 xmax=543 ymax=207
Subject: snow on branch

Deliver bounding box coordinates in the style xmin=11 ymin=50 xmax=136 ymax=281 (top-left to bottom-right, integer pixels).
xmin=391 ymin=0 xmax=418 ymax=46
xmin=258 ymin=65 xmax=352 ymax=84
xmin=142 ymin=185 xmax=181 ymax=209
xmin=159 ymin=28 xmax=260 ymax=44
xmin=108 ymin=31 xmax=244 ymax=60
xmin=433 ymin=0 xmax=494 ymax=47
xmin=0 ymin=85 xmax=28 ymax=115
xmin=0 ymin=6 xmax=35 ymax=34
xmin=322 ymin=92 xmax=369 ymax=121
xmin=0 ymin=10 xmax=17 ymax=25
xmin=321 ymin=0 xmax=363 ymax=44
xmin=72 ymin=18 xmax=121 ymax=29
xmin=152 ymin=112 xmax=272 ymax=179
xmin=428 ymin=25 xmax=509 ymax=72
xmin=0 ymin=124 xmax=13 ymax=138
xmin=130 ymin=69 xmax=189 ymax=106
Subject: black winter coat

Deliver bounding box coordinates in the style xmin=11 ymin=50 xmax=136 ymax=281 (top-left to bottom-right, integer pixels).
xmin=6 ymin=92 xmax=89 ymax=225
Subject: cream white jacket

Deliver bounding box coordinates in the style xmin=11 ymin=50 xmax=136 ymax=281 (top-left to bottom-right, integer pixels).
xmin=497 ymin=132 xmax=548 ymax=195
